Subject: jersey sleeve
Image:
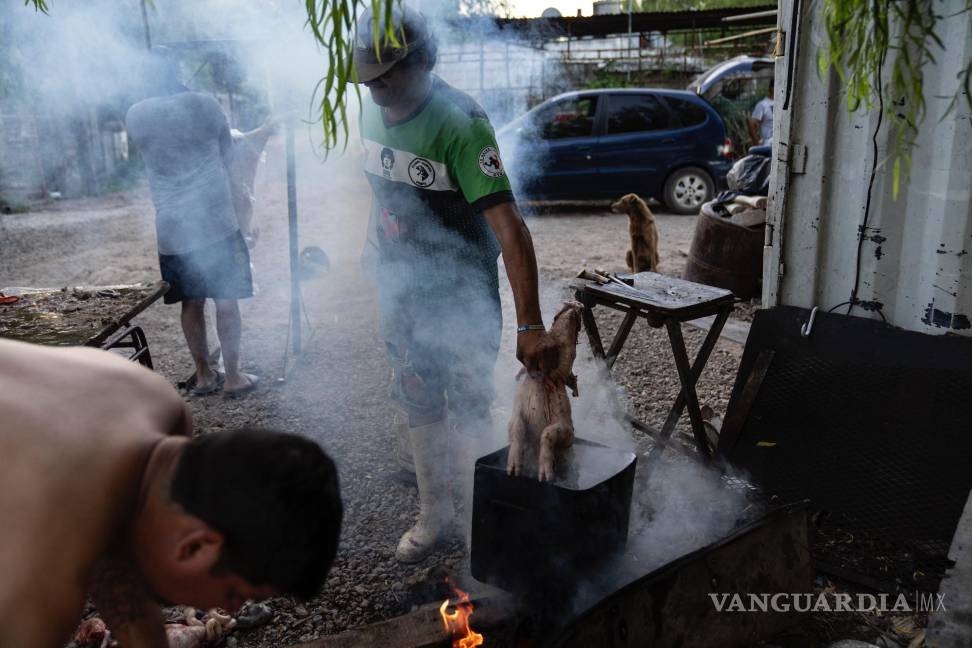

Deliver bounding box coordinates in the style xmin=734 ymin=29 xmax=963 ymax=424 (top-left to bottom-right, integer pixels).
xmin=449 ymin=117 xmax=514 ymax=212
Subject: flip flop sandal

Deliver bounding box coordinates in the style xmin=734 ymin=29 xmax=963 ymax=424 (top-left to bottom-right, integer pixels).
xmin=190 ymin=371 xmax=225 ymax=396
xmin=223 ymin=373 xmax=261 ymax=400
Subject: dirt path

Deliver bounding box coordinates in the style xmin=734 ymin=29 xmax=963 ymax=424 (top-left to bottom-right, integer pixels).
xmin=1 ymin=134 xmax=748 ymax=646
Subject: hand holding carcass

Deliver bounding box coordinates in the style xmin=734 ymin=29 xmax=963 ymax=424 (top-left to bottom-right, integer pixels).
xmin=516 ymin=330 xmax=560 ymax=386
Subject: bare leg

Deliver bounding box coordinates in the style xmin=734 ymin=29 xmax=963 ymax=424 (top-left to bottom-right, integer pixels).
xmin=214 ymin=299 xmax=249 ymax=390
xmin=181 ymin=299 xmax=216 ymax=388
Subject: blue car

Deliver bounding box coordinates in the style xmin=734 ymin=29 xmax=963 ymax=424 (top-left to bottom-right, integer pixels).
xmin=496 ymin=88 xmax=734 ymax=214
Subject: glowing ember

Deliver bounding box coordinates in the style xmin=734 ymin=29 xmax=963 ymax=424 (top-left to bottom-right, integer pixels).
xmin=439 ymin=582 xmax=484 ymax=648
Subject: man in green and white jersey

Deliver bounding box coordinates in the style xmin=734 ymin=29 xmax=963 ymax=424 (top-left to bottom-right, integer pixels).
xmin=354 ymin=7 xmax=554 ymax=563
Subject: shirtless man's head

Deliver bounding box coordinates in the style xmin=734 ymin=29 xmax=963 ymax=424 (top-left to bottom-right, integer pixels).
xmin=0 ymin=339 xmax=343 ymax=647
xmin=129 ymin=428 xmax=342 ymax=612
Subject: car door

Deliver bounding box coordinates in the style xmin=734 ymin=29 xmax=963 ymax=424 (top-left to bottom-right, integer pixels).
xmin=596 ymin=92 xmax=678 ymax=197
xmin=515 ymin=94 xmax=601 ymax=198
xmin=665 ymin=95 xmax=717 ymax=163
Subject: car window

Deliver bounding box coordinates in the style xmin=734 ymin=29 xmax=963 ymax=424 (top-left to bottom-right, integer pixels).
xmin=666 ymin=97 xmax=708 ymax=127
xmin=535 ymin=96 xmax=599 ymax=140
xmin=606 ymin=94 xmax=670 ymax=134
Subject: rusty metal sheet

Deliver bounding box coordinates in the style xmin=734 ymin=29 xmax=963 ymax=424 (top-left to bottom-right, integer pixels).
xmin=549 ymin=503 xmax=810 ymax=648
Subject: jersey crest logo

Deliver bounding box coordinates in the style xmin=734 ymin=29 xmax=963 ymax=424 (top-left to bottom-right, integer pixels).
xmin=478 ymin=146 xmax=505 ymax=178
xmin=408 ymin=158 xmax=436 ymax=188
xmin=380 ymin=147 xmax=395 ymax=178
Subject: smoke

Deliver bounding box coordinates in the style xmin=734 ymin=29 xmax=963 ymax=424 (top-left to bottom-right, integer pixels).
xmin=7 ymin=3 xmax=751 ymax=614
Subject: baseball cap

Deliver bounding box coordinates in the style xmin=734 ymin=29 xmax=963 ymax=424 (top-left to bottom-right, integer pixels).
xmin=352 ymin=6 xmax=432 ymax=83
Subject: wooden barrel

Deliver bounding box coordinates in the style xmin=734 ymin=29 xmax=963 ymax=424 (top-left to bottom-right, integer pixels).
xmin=682 ymin=202 xmax=764 ymax=300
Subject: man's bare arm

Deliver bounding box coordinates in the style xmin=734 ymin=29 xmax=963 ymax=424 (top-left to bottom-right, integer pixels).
xmin=747 ymin=117 xmax=761 ymax=146
xmin=89 ymin=555 xmax=167 ymax=648
xmin=483 ymin=201 xmax=557 ymax=374
xmin=483 ymin=201 xmax=543 ymax=327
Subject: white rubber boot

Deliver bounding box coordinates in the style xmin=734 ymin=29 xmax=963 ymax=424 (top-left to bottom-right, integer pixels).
xmin=395 ymin=419 xmax=454 ymax=564
xmin=393 ymin=410 xmax=415 ymax=476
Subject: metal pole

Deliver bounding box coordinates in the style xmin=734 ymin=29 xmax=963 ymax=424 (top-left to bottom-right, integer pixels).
xmin=626 ymin=1 xmax=633 ymax=83
xmin=505 ymin=41 xmax=511 ymax=90
xmin=140 ymin=0 xmax=152 ymax=50
xmin=479 ymin=39 xmax=485 ymax=96
xmin=285 ymin=115 xmax=301 ymax=354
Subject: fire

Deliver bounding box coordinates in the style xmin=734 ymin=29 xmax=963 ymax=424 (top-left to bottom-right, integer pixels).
xmin=439 ymin=582 xmax=484 ymax=648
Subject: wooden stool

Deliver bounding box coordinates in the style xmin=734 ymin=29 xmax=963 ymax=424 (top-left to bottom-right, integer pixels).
xmin=573 ymin=272 xmax=734 ymax=458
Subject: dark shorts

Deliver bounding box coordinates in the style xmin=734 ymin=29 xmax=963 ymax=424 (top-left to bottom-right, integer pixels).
xmin=159 ymin=231 xmax=253 ymax=304
xmin=378 ymin=270 xmax=502 ymax=424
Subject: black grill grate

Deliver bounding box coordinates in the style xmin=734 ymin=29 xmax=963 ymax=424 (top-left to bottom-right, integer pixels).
xmin=719 ymin=306 xmax=972 ymax=588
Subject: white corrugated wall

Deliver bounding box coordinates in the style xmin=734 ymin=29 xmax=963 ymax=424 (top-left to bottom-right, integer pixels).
xmin=764 ymin=0 xmax=972 ymax=335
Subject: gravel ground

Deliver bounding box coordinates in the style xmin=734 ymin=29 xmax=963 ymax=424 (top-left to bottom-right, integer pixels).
xmin=2 ymin=135 xmax=756 ymax=647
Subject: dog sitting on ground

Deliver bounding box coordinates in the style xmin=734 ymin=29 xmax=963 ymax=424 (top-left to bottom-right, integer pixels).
xmin=507 ymin=301 xmax=584 ymax=482
xmin=611 ymin=193 xmax=660 ymax=273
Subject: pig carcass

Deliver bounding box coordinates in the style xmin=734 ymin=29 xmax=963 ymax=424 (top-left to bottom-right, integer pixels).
xmin=507 ymin=301 xmax=584 ymax=481
xmin=164 ymin=607 xmax=236 ymax=648
xmin=229 ymin=120 xmax=277 ymax=241
xmin=73 ymin=617 xmax=109 ymax=648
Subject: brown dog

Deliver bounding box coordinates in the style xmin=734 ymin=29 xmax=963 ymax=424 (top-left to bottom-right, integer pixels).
xmin=507 ymin=301 xmax=584 ymax=481
xmin=611 ymin=193 xmax=660 ymax=273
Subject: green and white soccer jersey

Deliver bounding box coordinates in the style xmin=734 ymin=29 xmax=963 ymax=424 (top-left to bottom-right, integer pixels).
xmin=361 ymin=77 xmax=513 ymax=280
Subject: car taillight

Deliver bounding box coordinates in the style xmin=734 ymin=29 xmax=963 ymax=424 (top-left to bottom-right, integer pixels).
xmin=719 ymin=137 xmax=733 ymax=159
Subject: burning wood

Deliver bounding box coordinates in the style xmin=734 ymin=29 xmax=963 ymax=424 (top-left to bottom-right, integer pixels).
xmin=438 ymin=582 xmax=483 ymax=648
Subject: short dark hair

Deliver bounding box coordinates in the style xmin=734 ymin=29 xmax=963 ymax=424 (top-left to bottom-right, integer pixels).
xmin=170 ymin=428 xmax=343 ymax=599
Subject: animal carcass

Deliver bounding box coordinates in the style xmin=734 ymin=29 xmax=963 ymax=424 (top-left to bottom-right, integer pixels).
xmin=507 ymin=301 xmax=584 ymax=481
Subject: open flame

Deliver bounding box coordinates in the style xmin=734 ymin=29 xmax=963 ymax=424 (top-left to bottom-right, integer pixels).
xmin=439 ymin=582 xmax=484 ymax=648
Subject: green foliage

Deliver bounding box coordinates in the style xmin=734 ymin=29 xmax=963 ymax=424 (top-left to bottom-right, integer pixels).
xmin=305 ymin=0 xmax=415 ymax=152
xmin=304 ymin=0 xmax=507 ymax=151
xmin=628 ymin=0 xmax=766 ymax=11
xmin=818 ymin=0 xmax=972 ymax=198
xmin=24 ymin=0 xmax=48 ymax=12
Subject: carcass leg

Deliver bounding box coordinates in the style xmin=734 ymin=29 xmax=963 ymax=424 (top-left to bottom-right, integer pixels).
xmin=507 ymin=415 xmax=527 ymax=476
xmin=539 ymin=421 xmax=573 ymax=482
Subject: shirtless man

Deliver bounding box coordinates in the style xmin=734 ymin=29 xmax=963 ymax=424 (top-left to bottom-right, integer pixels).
xmin=0 ymin=339 xmax=343 ymax=648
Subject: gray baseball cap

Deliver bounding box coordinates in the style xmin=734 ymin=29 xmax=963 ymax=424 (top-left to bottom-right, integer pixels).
xmin=352 ymin=6 xmax=432 ymax=83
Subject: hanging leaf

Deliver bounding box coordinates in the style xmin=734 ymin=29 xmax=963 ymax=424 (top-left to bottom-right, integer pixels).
xmin=819 ymin=0 xmax=972 ymax=200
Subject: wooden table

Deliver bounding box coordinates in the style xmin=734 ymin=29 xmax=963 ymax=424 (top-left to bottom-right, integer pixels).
xmin=573 ymin=272 xmax=734 ymax=458
xmin=0 ymin=282 xmax=169 ymax=369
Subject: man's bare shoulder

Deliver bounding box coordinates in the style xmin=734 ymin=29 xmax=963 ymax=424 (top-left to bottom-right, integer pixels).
xmin=0 ymin=339 xmax=188 ymax=435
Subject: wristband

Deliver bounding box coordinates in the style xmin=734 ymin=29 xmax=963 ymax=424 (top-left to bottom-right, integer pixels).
xmin=517 ymin=324 xmax=545 ymax=334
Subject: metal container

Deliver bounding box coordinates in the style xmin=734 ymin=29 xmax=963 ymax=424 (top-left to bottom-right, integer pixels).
xmin=592 ymin=0 xmax=622 ymax=15
xmin=470 ymin=438 xmax=637 ymax=593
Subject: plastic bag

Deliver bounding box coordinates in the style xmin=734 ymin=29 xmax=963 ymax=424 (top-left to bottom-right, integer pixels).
xmin=726 ymin=154 xmax=771 ymax=196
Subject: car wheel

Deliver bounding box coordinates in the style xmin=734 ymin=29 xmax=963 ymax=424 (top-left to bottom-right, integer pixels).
xmin=663 ymin=166 xmax=714 ymax=215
